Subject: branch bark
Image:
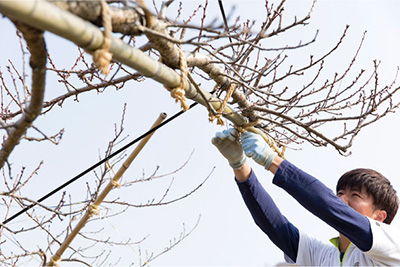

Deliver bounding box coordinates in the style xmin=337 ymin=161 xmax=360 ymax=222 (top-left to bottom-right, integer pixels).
xmin=50 ymin=0 xmax=145 ymax=35
xmin=0 ymin=22 xmax=47 ymax=169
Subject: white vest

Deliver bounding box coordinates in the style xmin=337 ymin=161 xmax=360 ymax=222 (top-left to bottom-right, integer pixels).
xmin=285 ymin=218 xmax=400 ymax=266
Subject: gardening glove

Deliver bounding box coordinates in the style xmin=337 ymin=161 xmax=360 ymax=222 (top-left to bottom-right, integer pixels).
xmin=212 ymin=128 xmax=246 ymax=169
xmin=241 ymin=131 xmax=276 ymax=170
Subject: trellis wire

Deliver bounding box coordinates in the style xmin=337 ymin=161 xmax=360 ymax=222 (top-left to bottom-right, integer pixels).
xmin=1 ymin=102 xmax=198 ymax=228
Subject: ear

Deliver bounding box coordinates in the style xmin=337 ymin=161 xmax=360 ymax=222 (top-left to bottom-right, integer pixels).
xmin=373 ymin=209 xmax=387 ymax=222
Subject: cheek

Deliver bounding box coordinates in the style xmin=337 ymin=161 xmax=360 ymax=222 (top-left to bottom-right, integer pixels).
xmin=350 ymin=201 xmax=375 ymax=216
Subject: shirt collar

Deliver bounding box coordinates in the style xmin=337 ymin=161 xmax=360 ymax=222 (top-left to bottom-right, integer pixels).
xmin=330 ymin=237 xmax=340 ymax=249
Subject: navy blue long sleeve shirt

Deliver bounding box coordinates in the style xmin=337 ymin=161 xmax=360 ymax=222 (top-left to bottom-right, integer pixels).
xmin=236 ymin=160 xmax=373 ymax=262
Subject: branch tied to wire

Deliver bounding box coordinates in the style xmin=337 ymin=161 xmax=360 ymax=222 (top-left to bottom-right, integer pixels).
xmin=164 ymin=48 xmax=190 ymax=111
xmin=208 ymin=82 xmax=237 ymax=126
xmin=47 ymin=255 xmax=61 ymax=267
xmin=88 ymin=203 xmax=100 ymax=217
xmin=90 ymin=0 xmax=113 ymax=75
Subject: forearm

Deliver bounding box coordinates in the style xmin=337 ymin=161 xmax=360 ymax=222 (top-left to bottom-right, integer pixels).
xmin=268 ymin=156 xmax=284 ymax=174
xmin=233 ymin=161 xmax=252 ymax=182
xmin=236 ymin=168 xmax=299 ymax=262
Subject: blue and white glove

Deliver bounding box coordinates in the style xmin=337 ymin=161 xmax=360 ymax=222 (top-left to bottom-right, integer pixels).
xmin=212 ymin=128 xmax=246 ymax=169
xmin=241 ymin=131 xmax=276 ymax=170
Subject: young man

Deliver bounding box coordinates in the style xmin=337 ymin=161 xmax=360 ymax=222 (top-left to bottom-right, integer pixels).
xmin=212 ymin=128 xmax=400 ymax=266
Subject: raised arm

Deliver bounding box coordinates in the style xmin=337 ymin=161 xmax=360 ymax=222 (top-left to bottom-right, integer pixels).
xmin=212 ymin=129 xmax=300 ymax=261
xmin=240 ymin=131 xmax=373 ymax=252
xmin=234 ymin=162 xmax=299 ymax=262
xmin=272 ymin=160 xmax=372 ymax=251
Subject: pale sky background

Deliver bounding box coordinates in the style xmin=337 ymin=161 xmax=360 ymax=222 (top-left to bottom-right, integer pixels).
xmin=1 ymin=0 xmax=400 ymax=266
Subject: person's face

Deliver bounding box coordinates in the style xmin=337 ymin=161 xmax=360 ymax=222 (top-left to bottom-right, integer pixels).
xmin=337 ymin=186 xmax=386 ymax=222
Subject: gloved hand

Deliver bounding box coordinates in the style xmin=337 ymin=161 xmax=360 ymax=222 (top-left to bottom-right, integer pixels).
xmin=241 ymin=131 xmax=276 ymax=170
xmin=211 ymin=128 xmax=246 ymax=169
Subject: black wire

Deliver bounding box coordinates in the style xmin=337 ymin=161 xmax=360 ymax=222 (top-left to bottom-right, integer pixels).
xmin=218 ymin=0 xmax=234 ymax=46
xmin=1 ymin=102 xmax=198 ymax=227
xmin=2 ymin=3 xmax=232 ymax=228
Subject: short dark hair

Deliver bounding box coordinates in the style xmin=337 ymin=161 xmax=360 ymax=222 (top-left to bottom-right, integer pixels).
xmin=336 ymin=168 xmax=399 ymax=224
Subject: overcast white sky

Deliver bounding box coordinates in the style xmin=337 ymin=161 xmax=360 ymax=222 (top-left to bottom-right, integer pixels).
xmin=1 ymin=0 xmax=400 ymax=266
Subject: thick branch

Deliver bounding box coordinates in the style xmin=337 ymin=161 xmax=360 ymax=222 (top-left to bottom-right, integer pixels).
xmin=49 ymin=0 xmax=145 ymax=35
xmin=0 ymin=23 xmax=47 ymax=169
xmin=187 ymin=52 xmax=259 ymax=122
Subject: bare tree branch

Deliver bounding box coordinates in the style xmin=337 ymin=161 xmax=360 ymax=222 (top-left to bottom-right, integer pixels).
xmin=0 ymin=22 xmax=47 ymax=169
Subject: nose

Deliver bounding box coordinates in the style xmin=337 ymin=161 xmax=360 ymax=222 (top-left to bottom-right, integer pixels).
xmin=339 ymin=194 xmax=349 ymax=205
